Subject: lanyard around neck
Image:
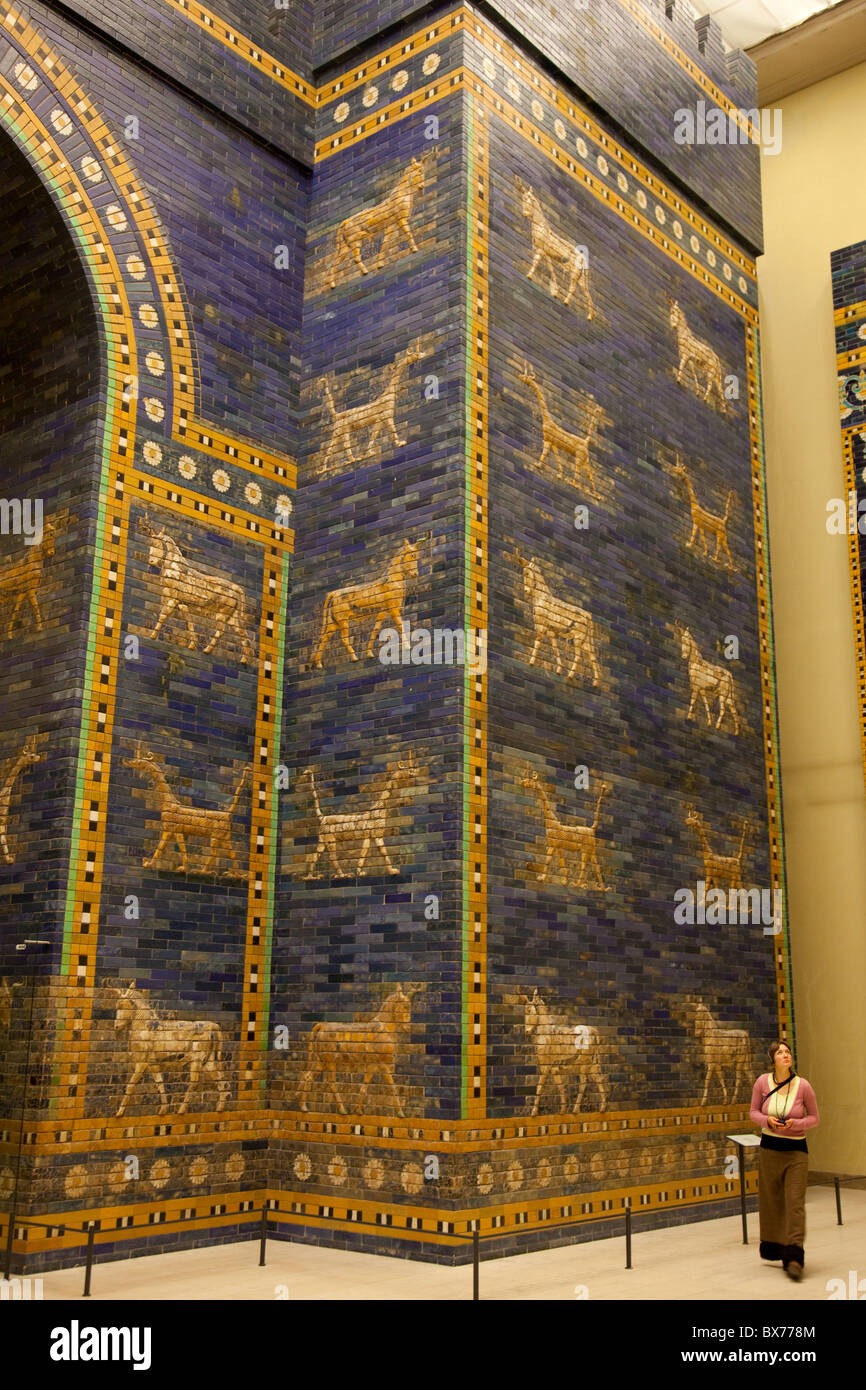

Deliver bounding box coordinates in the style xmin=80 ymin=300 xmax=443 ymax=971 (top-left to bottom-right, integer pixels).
xmin=766 ymin=1071 xmax=796 ymax=1114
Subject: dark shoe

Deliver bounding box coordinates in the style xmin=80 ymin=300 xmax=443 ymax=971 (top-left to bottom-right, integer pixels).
xmin=760 ymin=1241 xmax=784 ymax=1261
xmin=782 ymin=1244 xmax=805 ymax=1280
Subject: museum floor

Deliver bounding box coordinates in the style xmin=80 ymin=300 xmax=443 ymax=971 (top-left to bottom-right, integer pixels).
xmin=22 ymin=1186 xmax=865 ymax=1301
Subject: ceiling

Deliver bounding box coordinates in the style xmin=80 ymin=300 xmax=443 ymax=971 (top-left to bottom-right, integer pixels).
xmin=685 ymin=0 xmax=839 ymax=51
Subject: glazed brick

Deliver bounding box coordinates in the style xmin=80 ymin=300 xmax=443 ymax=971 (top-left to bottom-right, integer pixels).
xmin=0 ymin=0 xmax=781 ymax=1272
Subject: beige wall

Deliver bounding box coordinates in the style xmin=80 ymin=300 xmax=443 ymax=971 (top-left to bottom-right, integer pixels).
xmin=759 ymin=60 xmax=866 ymax=1174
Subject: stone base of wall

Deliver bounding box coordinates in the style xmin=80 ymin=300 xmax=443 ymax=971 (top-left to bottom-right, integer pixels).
xmin=7 ymin=1217 xmax=263 ymax=1277
xmin=266 ymin=1195 xmax=757 ymax=1266
xmin=6 ymin=1193 xmax=759 ymax=1276
xmin=5 ymin=1189 xmax=756 ymax=1273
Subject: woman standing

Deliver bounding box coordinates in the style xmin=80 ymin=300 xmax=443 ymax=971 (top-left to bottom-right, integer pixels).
xmin=749 ymin=1041 xmax=820 ymax=1281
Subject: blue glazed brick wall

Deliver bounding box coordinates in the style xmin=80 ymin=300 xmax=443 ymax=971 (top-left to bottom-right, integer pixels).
xmin=0 ymin=0 xmax=304 ymax=1250
xmin=0 ymin=0 xmax=782 ymax=1268
xmin=0 ymin=134 xmax=102 ymax=980
xmin=271 ymin=91 xmax=468 ymax=1130
xmin=315 ymin=0 xmax=762 ymax=251
xmin=44 ymin=0 xmax=764 ymax=249
xmin=50 ymin=0 xmax=314 ymax=161
xmin=484 ymin=108 xmax=776 ymax=1127
xmin=85 ymin=505 xmax=266 ymax=1118
xmin=0 ymin=113 xmax=108 ymax=1224
xmin=22 ymin=0 xmax=308 ymax=450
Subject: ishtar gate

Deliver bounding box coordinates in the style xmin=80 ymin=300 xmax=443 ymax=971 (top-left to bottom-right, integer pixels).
xmin=0 ymin=0 xmax=799 ymax=1270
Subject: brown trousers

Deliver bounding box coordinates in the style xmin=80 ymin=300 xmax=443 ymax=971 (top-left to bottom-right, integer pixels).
xmin=758 ymin=1145 xmax=808 ymax=1256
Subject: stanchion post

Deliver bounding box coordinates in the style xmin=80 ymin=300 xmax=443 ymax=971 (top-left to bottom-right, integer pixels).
xmin=259 ymin=1205 xmax=268 ymax=1266
xmin=834 ymin=1177 xmax=843 ymax=1226
xmin=2 ymin=1215 xmax=14 ymax=1282
xmin=83 ymin=1224 xmax=96 ymax=1297
xmin=739 ymin=1146 xmax=748 ymax=1244
xmin=472 ymin=1227 xmax=480 ymax=1301
xmin=625 ymin=1199 xmax=632 ymax=1270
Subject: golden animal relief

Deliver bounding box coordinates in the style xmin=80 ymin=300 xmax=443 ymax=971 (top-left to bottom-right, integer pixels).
xmin=329 ymin=156 xmax=429 ymax=287
xmin=519 ymin=770 xmax=610 ymax=890
xmin=318 ymin=342 xmax=423 ymax=475
xmin=517 ymin=989 xmax=608 ymax=1115
xmin=0 ymin=520 xmax=55 ymax=639
xmin=299 ymin=753 xmax=416 ymax=879
xmin=675 ymin=623 xmax=740 ymax=734
xmin=515 ymin=177 xmax=595 ymax=319
xmin=686 ymin=806 xmax=750 ymax=893
xmin=124 ymin=741 xmax=250 ymax=879
xmin=666 ymin=298 xmax=727 ymax=412
xmin=311 ymin=538 xmax=424 ymax=668
xmin=680 ymin=996 xmax=751 ymax=1106
xmin=519 ymin=363 xmax=609 ymax=496
xmin=0 ymin=735 xmax=41 ymax=864
xmin=515 ymin=550 xmax=601 ymax=683
xmin=110 ymin=982 xmax=229 ymax=1116
xmin=0 ymin=978 xmax=21 ymax=1031
xmin=671 ymin=455 xmax=736 ymax=569
xmin=298 ymin=983 xmax=424 ymax=1116
xmin=141 ymin=516 xmax=255 ymax=665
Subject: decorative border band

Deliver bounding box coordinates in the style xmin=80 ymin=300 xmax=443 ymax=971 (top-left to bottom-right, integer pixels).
xmin=18 ymin=1101 xmax=753 ymax=1154
xmin=462 ymin=93 xmax=489 ymax=1119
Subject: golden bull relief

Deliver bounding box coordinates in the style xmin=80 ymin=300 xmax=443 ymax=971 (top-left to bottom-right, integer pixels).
xmin=515 ymin=550 xmax=601 ymax=683
xmin=0 ymin=735 xmax=41 ymax=864
xmin=318 ymin=341 xmax=424 ymax=475
xmin=519 ymin=769 xmax=610 ymax=890
xmin=517 ymin=989 xmax=608 ymax=1115
xmin=311 ymin=537 xmax=426 ymax=668
xmin=298 ymin=983 xmax=424 ymax=1116
xmin=677 ymin=995 xmax=751 ymax=1106
xmin=329 ymin=156 xmax=430 ymax=287
xmin=514 ymin=177 xmax=595 ymax=319
xmin=519 ymin=362 xmax=609 ymax=496
xmin=109 ymin=982 xmax=229 ymax=1116
xmin=124 ymin=741 xmax=250 ymax=879
xmin=299 ymin=752 xmax=416 ymax=878
xmin=140 ymin=515 xmax=255 ymax=665
xmin=666 ymin=298 xmax=727 ymax=412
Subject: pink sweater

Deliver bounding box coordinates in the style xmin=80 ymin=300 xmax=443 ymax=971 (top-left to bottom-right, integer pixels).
xmin=750 ymin=1074 xmax=820 ymax=1138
